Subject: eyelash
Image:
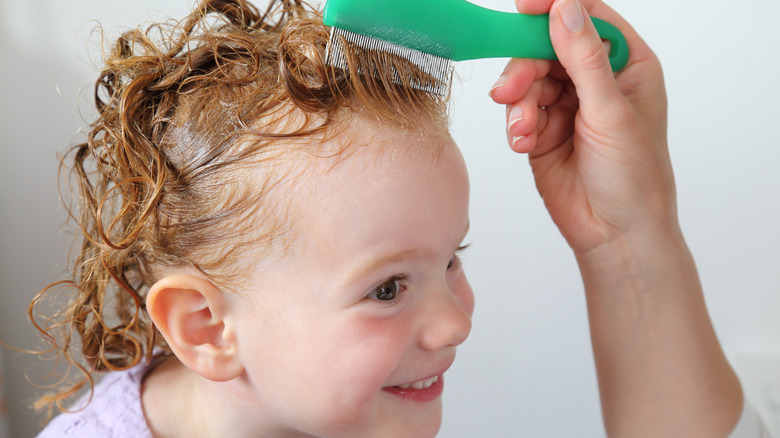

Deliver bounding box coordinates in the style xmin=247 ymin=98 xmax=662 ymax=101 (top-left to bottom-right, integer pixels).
xmin=365 ymin=244 xmax=470 ymax=304
xmin=448 ymin=244 xmax=470 ymax=270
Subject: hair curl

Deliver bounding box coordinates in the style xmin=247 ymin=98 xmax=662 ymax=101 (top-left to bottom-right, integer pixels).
xmin=29 ymin=0 xmax=449 ymax=418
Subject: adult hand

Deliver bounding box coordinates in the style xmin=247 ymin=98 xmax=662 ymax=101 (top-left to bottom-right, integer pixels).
xmin=489 ymin=0 xmax=672 ymax=255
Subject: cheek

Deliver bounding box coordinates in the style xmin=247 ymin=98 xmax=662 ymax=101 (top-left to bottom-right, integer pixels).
xmin=237 ymin=315 xmax=412 ymax=427
xmin=326 ymin=314 xmax=414 ymax=384
xmin=266 ymin=312 xmax=414 ymax=397
xmin=295 ymin=316 xmax=417 ymax=429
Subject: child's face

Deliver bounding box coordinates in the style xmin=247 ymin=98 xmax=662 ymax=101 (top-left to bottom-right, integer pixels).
xmin=229 ymin=119 xmax=473 ymax=437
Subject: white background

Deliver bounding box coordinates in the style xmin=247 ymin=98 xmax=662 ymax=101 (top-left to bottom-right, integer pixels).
xmin=1 ymin=0 xmax=778 ymax=437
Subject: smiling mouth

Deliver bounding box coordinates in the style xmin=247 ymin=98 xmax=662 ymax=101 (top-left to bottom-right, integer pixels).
xmin=382 ymin=374 xmax=444 ymax=402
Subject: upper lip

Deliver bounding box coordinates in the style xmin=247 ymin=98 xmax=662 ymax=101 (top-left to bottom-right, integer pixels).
xmin=385 ymin=355 xmax=455 ymax=388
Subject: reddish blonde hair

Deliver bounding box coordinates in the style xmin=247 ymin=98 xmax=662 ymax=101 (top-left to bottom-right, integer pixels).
xmin=29 ymin=0 xmax=449 ymax=417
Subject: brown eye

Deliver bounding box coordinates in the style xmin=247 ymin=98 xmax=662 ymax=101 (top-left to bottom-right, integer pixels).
xmin=367 ymin=277 xmax=402 ymax=301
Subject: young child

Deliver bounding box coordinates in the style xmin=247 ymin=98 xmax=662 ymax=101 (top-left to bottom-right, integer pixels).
xmin=33 ymin=1 xmax=471 ymax=437
xmin=27 ymin=0 xmax=769 ymax=437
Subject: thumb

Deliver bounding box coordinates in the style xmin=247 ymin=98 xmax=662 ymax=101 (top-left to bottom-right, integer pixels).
xmin=550 ymin=0 xmax=623 ymax=111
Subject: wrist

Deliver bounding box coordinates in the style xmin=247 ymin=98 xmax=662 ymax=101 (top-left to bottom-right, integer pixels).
xmin=574 ymin=220 xmax=690 ymax=298
xmin=576 ymin=221 xmax=744 ymax=437
xmin=575 ymin=216 xmax=686 ymax=260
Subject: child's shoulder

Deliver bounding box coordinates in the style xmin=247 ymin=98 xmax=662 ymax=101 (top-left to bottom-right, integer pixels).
xmin=36 ymin=358 xmax=156 ymax=438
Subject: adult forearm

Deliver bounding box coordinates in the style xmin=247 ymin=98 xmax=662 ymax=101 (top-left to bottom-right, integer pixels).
xmin=577 ymin=226 xmax=743 ymax=437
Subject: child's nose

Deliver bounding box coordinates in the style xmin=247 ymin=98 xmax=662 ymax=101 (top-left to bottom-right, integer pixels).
xmin=418 ymin=280 xmax=473 ymax=351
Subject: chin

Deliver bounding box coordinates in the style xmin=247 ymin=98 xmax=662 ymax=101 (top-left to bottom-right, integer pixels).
xmin=377 ymin=408 xmax=443 ymax=438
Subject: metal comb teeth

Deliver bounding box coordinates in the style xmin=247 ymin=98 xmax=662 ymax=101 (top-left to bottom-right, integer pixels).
xmin=325 ymin=27 xmax=453 ymax=96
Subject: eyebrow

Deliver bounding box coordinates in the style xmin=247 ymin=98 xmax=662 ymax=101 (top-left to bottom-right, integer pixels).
xmin=342 ymin=222 xmax=470 ymax=285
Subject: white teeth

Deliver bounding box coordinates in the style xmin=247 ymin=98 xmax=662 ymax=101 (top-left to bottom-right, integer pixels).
xmin=397 ymin=375 xmax=438 ymax=390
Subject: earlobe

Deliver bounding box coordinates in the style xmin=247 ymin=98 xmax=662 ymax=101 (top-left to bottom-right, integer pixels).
xmin=147 ymin=274 xmax=243 ymax=382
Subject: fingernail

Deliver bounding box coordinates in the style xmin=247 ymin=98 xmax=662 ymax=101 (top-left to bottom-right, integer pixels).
xmin=559 ymin=0 xmax=584 ymax=32
xmin=508 ymin=105 xmax=524 ymax=130
xmin=489 ymin=75 xmax=507 ymax=97
xmin=512 ymin=135 xmax=526 ymax=148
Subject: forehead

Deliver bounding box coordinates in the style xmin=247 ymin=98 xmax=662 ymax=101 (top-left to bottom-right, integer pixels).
xmin=289 ymin=117 xmax=467 ymax=246
xmin=324 ymin=113 xmax=452 ymax=163
xmin=309 ymin=116 xmax=461 ymax=197
xmin=269 ymin=115 xmax=456 ymax=206
xmin=235 ymin=114 xmax=465 ymax=280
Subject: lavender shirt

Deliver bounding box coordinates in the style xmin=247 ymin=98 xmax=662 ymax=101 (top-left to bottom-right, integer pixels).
xmin=36 ymin=361 xmax=153 ymax=438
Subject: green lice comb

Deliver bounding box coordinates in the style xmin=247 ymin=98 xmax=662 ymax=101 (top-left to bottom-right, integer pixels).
xmin=324 ymin=0 xmax=629 ymax=95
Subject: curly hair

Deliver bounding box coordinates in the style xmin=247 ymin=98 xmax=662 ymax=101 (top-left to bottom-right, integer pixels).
xmin=29 ymin=0 xmax=449 ymax=418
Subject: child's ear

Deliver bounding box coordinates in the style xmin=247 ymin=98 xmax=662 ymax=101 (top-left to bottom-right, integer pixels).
xmin=146 ymin=274 xmax=243 ymax=382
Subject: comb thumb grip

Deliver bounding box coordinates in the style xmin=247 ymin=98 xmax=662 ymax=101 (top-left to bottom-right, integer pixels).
xmin=323 ymin=0 xmax=629 ymax=71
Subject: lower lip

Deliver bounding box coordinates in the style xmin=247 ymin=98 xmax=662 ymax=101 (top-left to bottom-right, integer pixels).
xmin=382 ymin=374 xmax=444 ymax=403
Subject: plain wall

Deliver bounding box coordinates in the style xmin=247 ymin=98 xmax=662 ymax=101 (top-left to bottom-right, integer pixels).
xmin=1 ymin=0 xmax=778 ymax=437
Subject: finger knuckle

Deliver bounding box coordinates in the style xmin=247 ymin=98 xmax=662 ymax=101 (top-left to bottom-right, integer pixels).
xmin=577 ymin=40 xmax=612 ymax=72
